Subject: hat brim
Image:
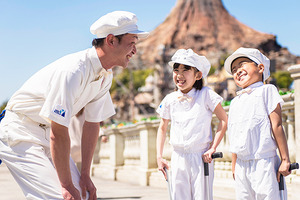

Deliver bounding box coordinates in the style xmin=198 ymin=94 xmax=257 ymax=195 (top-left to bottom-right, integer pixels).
xmin=224 ymin=53 xmax=261 ymax=75
xmin=168 ymin=60 xmax=209 ymax=78
xmin=128 ymin=30 xmax=149 ymax=38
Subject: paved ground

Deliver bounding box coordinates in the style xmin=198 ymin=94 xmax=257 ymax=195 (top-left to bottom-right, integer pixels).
xmin=0 ymin=162 xmax=232 ymax=200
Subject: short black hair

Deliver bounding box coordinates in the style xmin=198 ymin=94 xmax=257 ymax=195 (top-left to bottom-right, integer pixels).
xmin=173 ymin=63 xmax=203 ymax=91
xmin=92 ymin=34 xmax=127 ymax=48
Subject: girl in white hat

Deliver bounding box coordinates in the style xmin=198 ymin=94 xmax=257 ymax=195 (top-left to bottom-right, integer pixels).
xmin=156 ymin=49 xmax=228 ymax=200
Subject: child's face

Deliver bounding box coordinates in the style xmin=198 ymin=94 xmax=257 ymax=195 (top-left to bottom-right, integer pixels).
xmin=173 ymin=64 xmax=202 ymax=93
xmin=231 ymin=57 xmax=264 ymax=89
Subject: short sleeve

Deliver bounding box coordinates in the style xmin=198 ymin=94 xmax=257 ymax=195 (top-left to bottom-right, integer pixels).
xmin=84 ymin=92 xmax=116 ymax=122
xmin=264 ymin=85 xmax=284 ymax=115
xmin=156 ymin=95 xmax=171 ymax=120
xmin=40 ymin=70 xmax=81 ymax=127
xmin=205 ymin=87 xmax=223 ymax=112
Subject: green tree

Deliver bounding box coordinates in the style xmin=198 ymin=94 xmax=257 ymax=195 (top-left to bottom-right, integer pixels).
xmin=0 ymin=100 xmax=8 ymax=112
xmin=110 ymin=68 xmax=154 ymax=96
xmin=272 ymin=71 xmax=293 ymax=89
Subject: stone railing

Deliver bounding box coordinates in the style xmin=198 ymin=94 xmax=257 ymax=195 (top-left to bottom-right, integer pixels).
xmin=93 ymin=64 xmax=300 ymax=200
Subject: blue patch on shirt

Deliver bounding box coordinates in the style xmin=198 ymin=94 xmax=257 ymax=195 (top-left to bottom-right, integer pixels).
xmin=53 ymin=105 xmax=66 ymax=118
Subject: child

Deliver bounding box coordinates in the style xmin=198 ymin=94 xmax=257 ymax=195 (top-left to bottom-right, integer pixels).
xmin=224 ymin=47 xmax=291 ymax=200
xmin=156 ymin=49 xmax=228 ymax=200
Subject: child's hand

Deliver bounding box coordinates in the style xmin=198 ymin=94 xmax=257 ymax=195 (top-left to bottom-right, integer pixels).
xmin=232 ymin=162 xmax=235 ymax=180
xmin=202 ymin=148 xmax=216 ymax=163
xmin=277 ymin=160 xmax=291 ymax=182
xmin=157 ymin=157 xmax=169 ymax=180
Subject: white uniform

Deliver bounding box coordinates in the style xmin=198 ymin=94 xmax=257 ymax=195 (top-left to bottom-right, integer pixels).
xmin=0 ymin=47 xmax=115 ymax=199
xmin=228 ymin=82 xmax=286 ymax=200
xmin=157 ymin=87 xmax=223 ymax=200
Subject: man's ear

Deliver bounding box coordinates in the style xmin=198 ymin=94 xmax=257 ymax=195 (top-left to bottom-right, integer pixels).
xmin=196 ymin=71 xmax=203 ymax=80
xmin=105 ymin=34 xmax=115 ymax=47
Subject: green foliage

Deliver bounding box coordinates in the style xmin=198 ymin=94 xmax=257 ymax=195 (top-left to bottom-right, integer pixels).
xmin=110 ymin=68 xmax=154 ymax=95
xmin=272 ymin=71 xmax=293 ymax=89
xmin=0 ymin=100 xmax=8 ymax=112
xmin=208 ymin=66 xmax=216 ymax=76
xmin=219 ymin=53 xmax=231 ymax=68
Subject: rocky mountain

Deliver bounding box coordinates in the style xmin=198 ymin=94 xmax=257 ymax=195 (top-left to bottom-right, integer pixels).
xmin=134 ymin=0 xmax=299 ymax=71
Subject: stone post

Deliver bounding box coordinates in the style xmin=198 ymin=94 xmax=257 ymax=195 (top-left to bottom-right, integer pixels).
xmin=108 ymin=128 xmax=124 ymax=180
xmin=288 ymin=64 xmax=300 ymax=173
xmin=137 ymin=121 xmax=158 ymax=186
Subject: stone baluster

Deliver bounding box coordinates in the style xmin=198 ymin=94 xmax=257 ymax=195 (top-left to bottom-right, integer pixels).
xmin=108 ymin=128 xmax=124 ymax=180
xmin=286 ymin=111 xmax=296 ymax=162
xmin=137 ymin=121 xmax=158 ymax=186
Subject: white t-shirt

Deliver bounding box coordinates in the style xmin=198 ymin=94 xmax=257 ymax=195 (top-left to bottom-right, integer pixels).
xmin=228 ymin=82 xmax=283 ymax=160
xmin=6 ymin=47 xmax=115 ymax=127
xmin=156 ymin=87 xmax=223 ymax=151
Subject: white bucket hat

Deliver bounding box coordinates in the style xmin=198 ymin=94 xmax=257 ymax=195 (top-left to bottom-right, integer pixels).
xmin=224 ymin=47 xmax=270 ymax=81
xmin=90 ymin=11 xmax=149 ymax=39
xmin=168 ymin=49 xmax=211 ymax=78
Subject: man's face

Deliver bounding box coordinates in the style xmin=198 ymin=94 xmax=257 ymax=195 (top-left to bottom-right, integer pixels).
xmin=113 ymin=34 xmax=138 ymax=68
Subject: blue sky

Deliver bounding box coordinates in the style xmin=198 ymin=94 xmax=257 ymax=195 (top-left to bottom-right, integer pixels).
xmin=1 ymin=0 xmax=300 ymax=104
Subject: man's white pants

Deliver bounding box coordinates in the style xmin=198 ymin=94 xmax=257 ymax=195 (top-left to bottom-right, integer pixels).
xmin=0 ymin=110 xmax=86 ymax=200
xmin=171 ymin=147 xmax=214 ymax=200
xmin=235 ymin=156 xmax=287 ymax=200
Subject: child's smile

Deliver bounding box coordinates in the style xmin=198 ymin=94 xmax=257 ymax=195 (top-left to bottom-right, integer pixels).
xmin=173 ymin=64 xmax=201 ymax=93
xmin=231 ymin=57 xmax=264 ymax=89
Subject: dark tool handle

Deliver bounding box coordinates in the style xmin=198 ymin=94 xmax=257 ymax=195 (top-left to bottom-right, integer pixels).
xmin=204 ymin=152 xmax=223 ymax=176
xmin=279 ymin=163 xmax=299 ymax=191
xmin=0 ymin=159 xmax=2 ymax=165
xmin=212 ymin=152 xmax=223 ymax=159
xmin=289 ymin=163 xmax=299 ymax=171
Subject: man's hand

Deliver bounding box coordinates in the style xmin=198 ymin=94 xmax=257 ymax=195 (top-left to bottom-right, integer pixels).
xmin=62 ymin=184 xmax=81 ymax=200
xmin=80 ymin=174 xmax=97 ymax=200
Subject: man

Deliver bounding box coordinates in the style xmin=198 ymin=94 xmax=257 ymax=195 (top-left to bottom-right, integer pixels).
xmin=0 ymin=11 xmax=148 ymax=200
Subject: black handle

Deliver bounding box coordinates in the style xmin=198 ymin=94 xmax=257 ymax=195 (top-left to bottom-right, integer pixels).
xmin=0 ymin=159 xmax=2 ymax=165
xmin=289 ymin=163 xmax=299 ymax=171
xmin=204 ymin=152 xmax=223 ymax=176
xmin=279 ymin=162 xmax=299 ymax=191
xmin=212 ymin=152 xmax=223 ymax=159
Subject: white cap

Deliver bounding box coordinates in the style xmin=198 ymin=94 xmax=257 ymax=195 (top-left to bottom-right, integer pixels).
xmin=224 ymin=47 xmax=270 ymax=81
xmin=90 ymin=11 xmax=149 ymax=39
xmin=168 ymin=49 xmax=211 ymax=78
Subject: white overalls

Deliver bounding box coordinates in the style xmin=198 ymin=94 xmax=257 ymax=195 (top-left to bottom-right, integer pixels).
xmin=228 ymin=82 xmax=287 ymax=200
xmin=0 ymin=47 xmax=115 ymax=199
xmin=157 ymin=87 xmax=223 ymax=200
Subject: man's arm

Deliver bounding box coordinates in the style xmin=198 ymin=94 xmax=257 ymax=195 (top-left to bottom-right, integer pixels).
xmin=80 ymin=121 xmax=99 ymax=199
xmin=50 ymin=121 xmax=80 ymax=199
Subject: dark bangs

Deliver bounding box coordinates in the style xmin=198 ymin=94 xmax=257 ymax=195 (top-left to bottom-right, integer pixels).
xmin=173 ymin=63 xmax=203 ymax=91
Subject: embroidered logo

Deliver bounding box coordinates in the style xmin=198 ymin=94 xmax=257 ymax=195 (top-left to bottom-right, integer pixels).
xmin=53 ymin=105 xmax=66 ymax=117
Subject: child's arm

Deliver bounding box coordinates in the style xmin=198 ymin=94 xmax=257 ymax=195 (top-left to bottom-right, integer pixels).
xmin=231 ymin=153 xmax=237 ymax=180
xmin=202 ymin=103 xmax=228 ymax=163
xmin=156 ymin=118 xmax=170 ymax=180
xmin=269 ymin=103 xmax=291 ymax=182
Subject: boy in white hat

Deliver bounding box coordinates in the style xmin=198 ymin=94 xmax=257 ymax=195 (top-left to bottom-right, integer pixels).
xmin=156 ymin=49 xmax=228 ymax=200
xmin=0 ymin=11 xmax=148 ymax=199
xmin=224 ymin=47 xmax=291 ymax=199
